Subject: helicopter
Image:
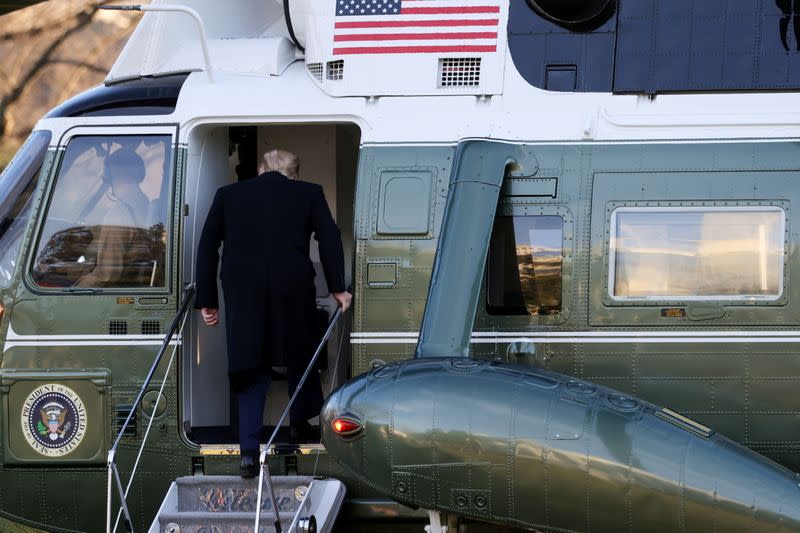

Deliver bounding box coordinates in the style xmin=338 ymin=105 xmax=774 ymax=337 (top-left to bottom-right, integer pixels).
xmin=3 ymin=0 xmax=800 ymax=531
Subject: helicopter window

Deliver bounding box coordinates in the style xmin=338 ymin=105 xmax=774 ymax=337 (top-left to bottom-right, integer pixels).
xmin=609 ymin=207 xmax=785 ymax=300
xmin=486 ymin=215 xmax=564 ymax=315
xmin=0 ymin=130 xmax=52 ymax=287
xmin=31 ymin=135 xmax=173 ymax=290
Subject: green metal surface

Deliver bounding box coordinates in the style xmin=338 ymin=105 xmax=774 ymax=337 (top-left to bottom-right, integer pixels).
xmin=351 ymin=145 xmax=452 ymax=375
xmin=322 ymin=358 xmax=800 ymax=532
xmin=4 ymin=133 xmax=800 ymax=531
xmin=416 ymin=141 xmax=529 ymax=358
xmin=464 ymin=141 xmax=800 ymax=472
xmin=0 ymin=515 xmax=46 ymax=533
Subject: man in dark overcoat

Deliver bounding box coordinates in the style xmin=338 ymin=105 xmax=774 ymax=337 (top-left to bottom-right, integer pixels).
xmin=194 ymin=149 xmax=351 ymax=477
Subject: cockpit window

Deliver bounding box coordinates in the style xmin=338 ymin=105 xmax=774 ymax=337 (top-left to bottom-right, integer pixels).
xmin=487 ymin=215 xmax=564 ymax=315
xmin=31 ymin=135 xmax=173 ymax=290
xmin=0 ymin=130 xmax=52 ymax=288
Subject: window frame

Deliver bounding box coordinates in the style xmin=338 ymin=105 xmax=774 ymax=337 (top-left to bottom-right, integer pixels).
xmin=25 ymin=124 xmax=179 ymax=295
xmin=0 ymin=130 xmax=53 ymax=288
xmin=606 ymin=203 xmax=789 ymax=304
xmin=482 ymin=203 xmax=573 ymax=326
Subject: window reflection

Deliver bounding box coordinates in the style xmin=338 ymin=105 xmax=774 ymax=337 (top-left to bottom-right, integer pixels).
xmin=487 ymin=215 xmax=564 ymax=315
xmin=32 ymin=135 xmax=172 ymax=289
xmin=611 ymin=208 xmax=784 ymax=299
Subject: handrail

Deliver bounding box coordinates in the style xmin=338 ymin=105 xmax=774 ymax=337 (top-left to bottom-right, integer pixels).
xmin=255 ymin=305 xmax=345 ymax=533
xmin=106 ymin=283 xmax=197 ymax=533
xmin=99 ymin=4 xmax=215 ymax=82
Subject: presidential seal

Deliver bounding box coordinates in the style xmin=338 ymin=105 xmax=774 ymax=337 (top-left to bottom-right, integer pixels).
xmin=21 ymin=384 xmax=87 ymax=457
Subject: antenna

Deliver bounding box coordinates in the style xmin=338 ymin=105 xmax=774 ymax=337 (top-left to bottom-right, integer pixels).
xmin=100 ymin=4 xmax=215 ymax=83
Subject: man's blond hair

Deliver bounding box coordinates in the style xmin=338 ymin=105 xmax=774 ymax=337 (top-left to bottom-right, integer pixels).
xmin=259 ymin=149 xmax=300 ymax=179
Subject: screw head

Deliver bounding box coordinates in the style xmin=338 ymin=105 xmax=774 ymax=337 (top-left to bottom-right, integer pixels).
xmin=474 ymin=495 xmax=487 ymax=509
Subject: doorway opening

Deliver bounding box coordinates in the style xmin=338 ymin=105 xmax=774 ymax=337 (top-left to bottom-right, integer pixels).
xmin=181 ymin=122 xmax=360 ymax=446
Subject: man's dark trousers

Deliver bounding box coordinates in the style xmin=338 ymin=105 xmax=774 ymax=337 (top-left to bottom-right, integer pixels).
xmin=233 ymin=372 xmax=271 ymax=453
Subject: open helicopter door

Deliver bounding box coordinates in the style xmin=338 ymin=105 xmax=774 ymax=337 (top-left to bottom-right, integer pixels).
xmin=181 ymin=122 xmax=360 ymax=447
xmin=1 ymin=124 xmax=179 ymax=467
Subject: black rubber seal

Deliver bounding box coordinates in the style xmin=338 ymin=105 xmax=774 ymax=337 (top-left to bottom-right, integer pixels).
xmin=283 ymin=0 xmax=305 ymax=52
xmin=526 ymin=0 xmax=616 ymax=31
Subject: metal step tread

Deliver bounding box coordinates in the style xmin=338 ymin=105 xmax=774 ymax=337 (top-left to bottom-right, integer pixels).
xmin=150 ymin=476 xmax=347 ymax=533
xmin=175 ymin=475 xmax=315 ymax=487
xmin=158 ymin=511 xmax=297 ymax=520
xmin=175 ymin=475 xmax=314 ymax=513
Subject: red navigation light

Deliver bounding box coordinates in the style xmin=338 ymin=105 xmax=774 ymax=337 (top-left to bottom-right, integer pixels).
xmin=332 ymin=417 xmax=362 ymax=437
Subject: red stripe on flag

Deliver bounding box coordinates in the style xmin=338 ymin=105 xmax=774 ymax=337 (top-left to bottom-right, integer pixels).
xmin=400 ymin=6 xmax=500 ymax=14
xmin=334 ymin=32 xmax=497 ymax=41
xmin=333 ymin=45 xmax=497 ymax=55
xmin=335 ymin=18 xmax=499 ymax=28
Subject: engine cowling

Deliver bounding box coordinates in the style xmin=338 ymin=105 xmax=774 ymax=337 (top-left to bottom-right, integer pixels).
xmin=526 ymin=0 xmax=616 ymax=29
xmin=323 ymin=358 xmax=800 ymax=532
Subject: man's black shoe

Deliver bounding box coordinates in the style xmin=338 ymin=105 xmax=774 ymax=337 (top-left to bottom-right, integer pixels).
xmin=240 ymin=452 xmax=259 ymax=479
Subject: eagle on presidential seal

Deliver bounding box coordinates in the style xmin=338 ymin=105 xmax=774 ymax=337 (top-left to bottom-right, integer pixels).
xmin=37 ymin=401 xmax=71 ymax=441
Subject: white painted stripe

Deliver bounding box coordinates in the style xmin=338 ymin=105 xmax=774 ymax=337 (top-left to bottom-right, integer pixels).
xmin=350 ymin=335 xmax=800 ymax=345
xmin=3 ymin=323 xmax=183 ymax=352
xmin=6 ymin=323 xmax=180 ymax=342
xmin=351 ymin=332 xmax=420 ymax=338
xmin=6 ymin=334 xmax=181 ymax=341
xmin=4 ymin=340 xmax=181 ymax=351
xmin=468 ymin=337 xmax=800 ymax=344
xmin=335 ymin=26 xmax=499 ymax=36
xmin=351 ymin=338 xmax=420 ymax=344
xmin=471 ymin=331 xmax=800 ymax=338
xmin=353 ymin=330 xmax=800 ymax=338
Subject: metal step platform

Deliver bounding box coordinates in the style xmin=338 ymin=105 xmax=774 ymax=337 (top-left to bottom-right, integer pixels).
xmin=149 ymin=475 xmax=346 ymax=533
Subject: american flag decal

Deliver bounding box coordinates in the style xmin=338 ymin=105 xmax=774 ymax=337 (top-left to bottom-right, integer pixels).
xmin=334 ymin=0 xmax=501 ymax=55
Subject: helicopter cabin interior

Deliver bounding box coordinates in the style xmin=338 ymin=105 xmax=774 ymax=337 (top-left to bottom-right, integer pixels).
xmin=181 ymin=122 xmax=361 ymax=444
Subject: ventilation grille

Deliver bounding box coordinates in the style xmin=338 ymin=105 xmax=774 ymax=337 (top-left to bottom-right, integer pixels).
xmin=307 ymin=62 xmax=323 ymax=81
xmin=438 ymin=57 xmax=482 ymax=87
xmin=326 ymin=60 xmax=345 ymax=81
xmin=141 ymin=320 xmax=161 ymax=335
xmin=109 ymin=320 xmax=128 ymax=335
xmin=115 ymin=405 xmax=137 ymax=437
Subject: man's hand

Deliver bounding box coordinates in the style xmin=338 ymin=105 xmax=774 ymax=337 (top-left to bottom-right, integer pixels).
xmin=201 ymin=307 xmax=219 ymax=326
xmin=332 ymin=291 xmax=352 ymax=312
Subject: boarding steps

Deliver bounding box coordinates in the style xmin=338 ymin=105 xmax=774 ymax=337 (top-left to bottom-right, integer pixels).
xmin=149 ymin=475 xmax=346 ymax=533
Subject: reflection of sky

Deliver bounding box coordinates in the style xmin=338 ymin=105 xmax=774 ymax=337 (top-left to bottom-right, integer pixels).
xmin=615 ymin=211 xmax=783 ymax=297
xmin=50 ymin=138 xmax=168 ymax=222
xmin=39 ymin=137 xmax=170 ymax=258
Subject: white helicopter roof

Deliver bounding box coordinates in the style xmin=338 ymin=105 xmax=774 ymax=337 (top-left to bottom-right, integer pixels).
xmin=107 ymin=0 xmax=508 ymax=97
xmin=49 ymin=0 xmax=798 ymax=147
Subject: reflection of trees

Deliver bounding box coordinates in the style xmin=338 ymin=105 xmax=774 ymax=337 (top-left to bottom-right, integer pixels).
xmin=488 ymin=217 xmax=564 ymax=315
xmin=0 ymin=2 xmax=137 ymax=168
xmin=517 ymin=251 xmax=561 ymax=315
xmin=32 ymin=222 xmax=166 ymax=287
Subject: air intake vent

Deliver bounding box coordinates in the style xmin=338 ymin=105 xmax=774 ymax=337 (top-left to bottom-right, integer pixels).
xmin=108 ymin=320 xmax=128 ymax=335
xmin=326 ymin=60 xmax=344 ymax=81
xmin=141 ymin=320 xmax=161 ymax=335
xmin=438 ymin=57 xmax=482 ymax=87
xmin=307 ymin=62 xmax=323 ymax=81
xmin=115 ymin=404 xmax=137 ymax=437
